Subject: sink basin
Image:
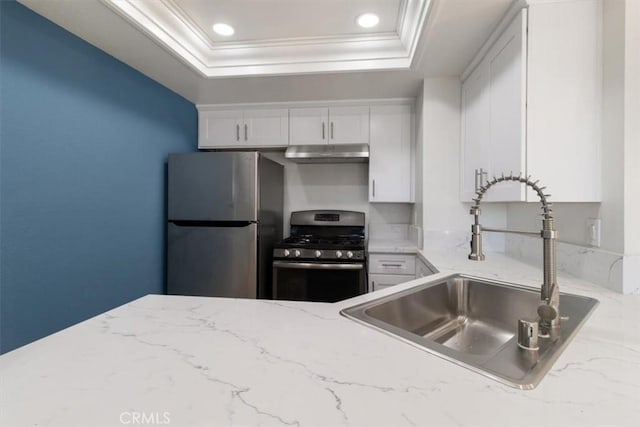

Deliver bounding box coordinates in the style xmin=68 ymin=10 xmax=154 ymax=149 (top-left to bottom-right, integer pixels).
xmin=340 ymin=274 xmax=598 ymax=389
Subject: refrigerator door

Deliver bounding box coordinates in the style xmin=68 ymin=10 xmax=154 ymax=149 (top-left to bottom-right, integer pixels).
xmin=168 ymin=152 xmax=258 ymax=221
xmin=167 ymin=222 xmax=258 ymax=298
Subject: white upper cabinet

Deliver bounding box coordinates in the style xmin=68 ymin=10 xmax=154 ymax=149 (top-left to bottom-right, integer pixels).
xmin=198 ymin=110 xmax=243 ymax=148
xmin=289 ymin=108 xmax=329 ymax=146
xmin=461 ymin=1 xmax=602 ymax=202
xmin=328 ymin=106 xmax=370 ymax=145
xmin=369 ymin=105 xmax=413 ymax=203
xmin=199 ymin=108 xmax=289 ymax=148
xmin=486 ymin=9 xmax=527 ymax=202
xmin=461 ymin=63 xmax=491 ymax=202
xmin=289 ymin=106 xmax=369 ymax=146
xmin=243 ymin=109 xmax=289 ymax=147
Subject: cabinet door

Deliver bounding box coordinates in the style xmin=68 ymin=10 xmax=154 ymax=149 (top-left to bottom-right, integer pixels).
xmin=460 ymin=10 xmax=527 ymax=202
xmin=485 ymin=9 xmax=527 ymax=201
xmin=243 ymin=109 xmax=289 ymax=147
xmin=369 ymin=105 xmax=413 ymax=202
xmin=328 ymin=106 xmax=370 ymax=145
xmin=526 ymin=1 xmax=601 ymax=202
xmin=289 ymin=108 xmax=329 ymax=145
xmin=198 ymin=110 xmax=243 ymax=148
xmin=460 ymin=62 xmax=491 ymax=201
xmin=369 ymin=274 xmax=415 ymax=292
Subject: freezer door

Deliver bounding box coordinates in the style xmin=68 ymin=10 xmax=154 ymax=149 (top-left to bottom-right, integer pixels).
xmin=167 ymin=222 xmax=258 ymax=298
xmin=168 ymin=152 xmax=258 ymax=221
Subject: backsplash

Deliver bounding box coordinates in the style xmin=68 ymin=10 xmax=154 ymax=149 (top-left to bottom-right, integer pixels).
xmin=369 ymin=204 xmax=413 ymax=224
xmin=422 ymin=229 xmax=505 ymax=253
xmin=504 ymin=234 xmax=640 ymax=294
xmin=368 ymin=223 xmax=422 ymax=247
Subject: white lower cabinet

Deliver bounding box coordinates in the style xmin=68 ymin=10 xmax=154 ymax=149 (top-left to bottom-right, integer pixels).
xmin=416 ymin=257 xmax=437 ymax=278
xmin=368 ymin=253 xmax=437 ymax=292
xmin=369 ymin=253 xmax=416 ymax=275
xmin=368 ymin=253 xmax=415 ymax=292
xmin=369 ymin=274 xmax=415 ymax=292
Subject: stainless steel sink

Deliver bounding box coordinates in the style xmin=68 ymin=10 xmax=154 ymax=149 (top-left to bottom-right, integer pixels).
xmin=341 ymin=274 xmax=598 ymax=389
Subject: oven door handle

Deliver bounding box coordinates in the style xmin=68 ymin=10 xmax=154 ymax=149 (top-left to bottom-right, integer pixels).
xmin=273 ymin=261 xmax=365 ymax=270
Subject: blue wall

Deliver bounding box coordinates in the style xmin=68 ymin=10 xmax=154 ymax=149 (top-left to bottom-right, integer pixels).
xmin=0 ymin=1 xmax=197 ymax=353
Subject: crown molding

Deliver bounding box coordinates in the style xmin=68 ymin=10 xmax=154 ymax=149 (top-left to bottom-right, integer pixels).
xmin=101 ymin=0 xmax=433 ymax=78
xmin=196 ymin=97 xmax=417 ymax=111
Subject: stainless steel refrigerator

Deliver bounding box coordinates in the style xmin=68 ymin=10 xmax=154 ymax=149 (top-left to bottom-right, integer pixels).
xmin=167 ymin=152 xmax=283 ymax=299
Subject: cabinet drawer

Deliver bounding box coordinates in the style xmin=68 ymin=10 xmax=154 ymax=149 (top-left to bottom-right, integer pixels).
xmin=369 ymin=254 xmax=415 ymax=275
xmin=369 ymin=274 xmax=415 ymax=292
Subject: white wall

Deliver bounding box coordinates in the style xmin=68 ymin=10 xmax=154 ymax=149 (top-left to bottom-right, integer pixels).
xmin=420 ymin=78 xmax=507 ymax=251
xmin=624 ymin=0 xmax=640 ymax=255
xmin=602 ymin=0 xmax=627 ymax=254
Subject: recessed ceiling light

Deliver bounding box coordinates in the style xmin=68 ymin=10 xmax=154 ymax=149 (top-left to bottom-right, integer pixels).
xmin=357 ymin=13 xmax=379 ymax=28
xmin=213 ymin=23 xmax=234 ymax=37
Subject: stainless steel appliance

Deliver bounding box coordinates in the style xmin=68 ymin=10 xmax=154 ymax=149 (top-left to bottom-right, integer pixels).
xmin=272 ymin=210 xmax=367 ymax=302
xmin=167 ymin=152 xmax=283 ymax=299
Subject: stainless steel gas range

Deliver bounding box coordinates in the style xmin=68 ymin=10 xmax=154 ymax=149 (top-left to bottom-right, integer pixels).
xmin=272 ymin=210 xmax=367 ymax=302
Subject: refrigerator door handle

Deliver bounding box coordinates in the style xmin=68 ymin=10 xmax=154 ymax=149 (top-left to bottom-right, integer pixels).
xmin=231 ymin=155 xmax=236 ymax=207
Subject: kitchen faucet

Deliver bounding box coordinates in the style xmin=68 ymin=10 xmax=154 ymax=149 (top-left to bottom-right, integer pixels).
xmin=468 ymin=173 xmax=560 ymax=345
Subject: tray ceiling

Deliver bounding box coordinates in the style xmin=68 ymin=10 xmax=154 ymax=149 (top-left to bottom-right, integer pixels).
xmin=16 ymin=0 xmax=513 ymax=104
xmin=101 ymin=0 xmax=432 ymax=77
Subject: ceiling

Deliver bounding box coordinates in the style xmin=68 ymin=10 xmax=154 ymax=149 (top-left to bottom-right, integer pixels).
xmin=17 ymin=0 xmax=513 ymax=104
xmin=100 ymin=0 xmax=430 ymax=77
xmin=174 ymin=0 xmax=402 ymax=42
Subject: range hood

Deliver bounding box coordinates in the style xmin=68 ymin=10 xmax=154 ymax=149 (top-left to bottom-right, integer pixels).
xmin=284 ymin=144 xmax=369 ymax=164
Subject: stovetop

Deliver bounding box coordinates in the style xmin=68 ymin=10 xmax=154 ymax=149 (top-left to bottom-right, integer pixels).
xmin=278 ymin=234 xmax=365 ymax=249
xmin=273 ymin=234 xmax=366 ymax=261
xmin=275 ymin=210 xmax=366 ymax=262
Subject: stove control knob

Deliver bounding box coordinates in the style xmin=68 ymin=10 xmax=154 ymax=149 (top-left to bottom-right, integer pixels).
xmin=314 ymin=250 xmax=322 ymax=258
xmin=335 ymin=251 xmax=343 ymax=258
xmin=346 ymin=251 xmax=354 ymax=259
xmin=283 ymin=249 xmax=290 ymax=257
xmin=293 ymin=250 xmax=301 ymax=258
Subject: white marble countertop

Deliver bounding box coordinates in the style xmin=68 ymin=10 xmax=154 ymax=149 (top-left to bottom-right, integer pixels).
xmin=2 ymin=250 xmax=640 ymax=427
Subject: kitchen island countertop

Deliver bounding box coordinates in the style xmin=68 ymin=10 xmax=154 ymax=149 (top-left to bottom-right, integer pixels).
xmin=2 ymin=250 xmax=640 ymax=427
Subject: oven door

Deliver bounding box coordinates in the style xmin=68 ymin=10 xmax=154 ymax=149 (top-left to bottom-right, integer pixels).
xmin=272 ymin=261 xmax=367 ymax=302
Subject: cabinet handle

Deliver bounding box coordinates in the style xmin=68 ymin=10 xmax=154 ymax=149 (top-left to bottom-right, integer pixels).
xmin=244 ymin=124 xmax=248 ymax=141
xmin=236 ymin=124 xmax=240 ymax=141
xmin=331 ymin=122 xmax=334 ymax=139
xmin=322 ymin=122 xmax=325 ymax=139
xmin=372 ymin=179 xmax=376 ymax=198
xmin=381 ymin=263 xmax=403 ymax=267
